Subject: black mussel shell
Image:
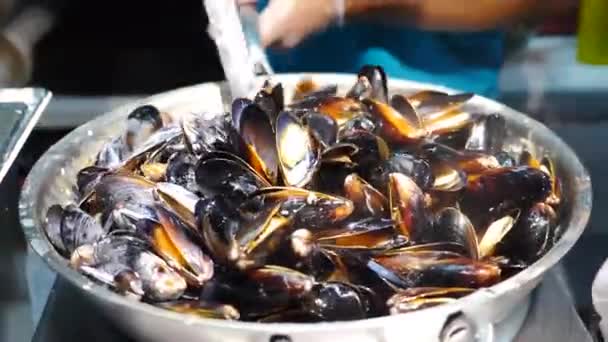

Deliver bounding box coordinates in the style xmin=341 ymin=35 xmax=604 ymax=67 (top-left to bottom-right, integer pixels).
xmin=424 ymin=208 xmax=479 ymax=260
xmin=364 ymin=99 xmax=425 ymax=144
xmin=390 ymin=94 xmax=423 ymax=130
xmin=95 ymin=137 xmax=128 ymax=169
xmin=195 ymin=153 xmax=269 ymax=205
xmin=368 ymin=152 xmax=434 ymax=191
xmin=76 ymin=166 xmax=109 ymax=197
xmin=166 ymin=152 xmax=198 ymax=194
xmin=254 ymin=82 xmax=285 ymax=127
xmin=388 ymin=173 xmax=432 ymax=242
xmin=198 ymin=196 xmax=241 ymax=265
xmin=303 ymin=112 xmax=338 ymax=148
xmin=339 ymin=115 xmax=376 ymax=137
xmin=302 ymin=282 xmax=368 ymax=321
xmin=462 ymin=166 xmax=552 ymax=214
xmin=45 ymin=205 xmax=68 ymax=255
xmin=231 ymin=98 xmax=253 ymax=133
xmin=238 ymin=103 xmax=279 ymax=184
xmin=346 ymin=75 xmax=373 ymax=101
xmin=128 ymin=105 xmax=163 ymax=128
xmin=60 ymin=204 xmax=108 ymax=254
xmin=339 ymin=130 xmax=390 ymax=172
xmin=343 ymin=173 xmax=388 ymax=217
xmin=358 ymin=65 xmax=388 ymax=103
xmin=496 ymin=202 xmax=557 ymax=264
xmin=374 ymin=249 xmax=501 ymax=288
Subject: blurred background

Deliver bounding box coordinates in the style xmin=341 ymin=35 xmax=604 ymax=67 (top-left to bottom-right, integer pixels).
xmin=1 ymin=0 xmax=607 ymax=341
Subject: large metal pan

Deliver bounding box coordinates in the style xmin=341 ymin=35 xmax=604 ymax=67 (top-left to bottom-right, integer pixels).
xmin=20 ymin=74 xmax=592 ymax=342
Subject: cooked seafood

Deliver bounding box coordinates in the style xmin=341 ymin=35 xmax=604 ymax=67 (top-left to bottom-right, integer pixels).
xmin=44 ymin=65 xmax=562 ymax=322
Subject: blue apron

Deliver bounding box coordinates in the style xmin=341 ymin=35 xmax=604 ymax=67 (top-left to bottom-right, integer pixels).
xmin=256 ymin=2 xmax=504 ymax=97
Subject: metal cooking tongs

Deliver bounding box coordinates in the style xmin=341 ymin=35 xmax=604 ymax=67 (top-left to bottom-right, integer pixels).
xmin=204 ymin=0 xmax=273 ymax=99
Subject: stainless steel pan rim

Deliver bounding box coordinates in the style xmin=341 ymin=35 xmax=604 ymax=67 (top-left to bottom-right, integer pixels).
xmin=19 ymin=73 xmax=592 ymax=334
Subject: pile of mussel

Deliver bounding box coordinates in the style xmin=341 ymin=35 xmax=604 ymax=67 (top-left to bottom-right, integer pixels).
xmin=44 ymin=65 xmax=561 ymax=322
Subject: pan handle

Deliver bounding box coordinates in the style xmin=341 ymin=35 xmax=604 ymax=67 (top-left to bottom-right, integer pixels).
xmin=238 ymin=4 xmax=273 ymax=76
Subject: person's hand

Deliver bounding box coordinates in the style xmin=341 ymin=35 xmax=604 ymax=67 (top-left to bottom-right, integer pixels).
xmin=257 ymin=0 xmax=339 ymax=49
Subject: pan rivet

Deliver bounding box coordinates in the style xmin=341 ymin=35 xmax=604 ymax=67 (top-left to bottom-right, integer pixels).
xmin=440 ymin=311 xmax=477 ymax=342
xmin=270 ymin=334 xmax=292 ymax=342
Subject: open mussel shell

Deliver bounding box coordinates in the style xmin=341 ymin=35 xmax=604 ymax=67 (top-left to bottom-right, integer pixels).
xmin=406 ymin=90 xmax=447 ymax=107
xmin=388 ymin=173 xmax=432 ymax=242
xmin=365 ymin=98 xmax=425 ymax=144
xmin=247 ymin=187 xmax=354 ymax=229
xmin=421 ymin=142 xmax=499 ymax=175
xmin=313 ymin=96 xmax=368 ymax=127
xmin=77 ymin=234 xmax=187 ymax=301
xmin=159 ymin=300 xmax=240 ymax=320
xmin=411 ymin=92 xmax=474 ymax=120
xmin=245 ymin=265 xmax=314 ymax=297
xmin=424 ymin=110 xmax=476 ymax=137
xmin=133 ymin=250 xmax=187 ymax=301
xmin=235 ymin=102 xmax=279 ymax=184
xmin=321 ymin=143 xmax=359 ymax=164
xmin=95 ymin=136 xmax=130 ymax=169
xmin=390 ymin=94 xmax=423 ymax=129
xmin=463 ymin=166 xmax=552 ymax=214
xmin=315 ymin=217 xmax=402 ymax=250
xmin=519 ymin=150 xmax=541 ymax=169
xmin=276 ymin=111 xmax=320 ymax=187
xmin=140 ymin=162 xmax=167 ymax=182
xmin=303 ymin=112 xmax=338 ymax=148
xmin=94 ymin=174 xmax=157 ymax=213
xmin=426 ymin=208 xmax=480 ymax=260
xmin=235 ymin=203 xmax=293 ymax=269
xmin=117 ymin=126 xmax=183 ymax=173
xmin=388 ymin=287 xmax=474 ymax=314
xmin=477 ymin=210 xmax=520 ymax=259
xmin=137 ymin=204 xmax=214 ymax=287
xmin=344 ymin=173 xmax=388 ymax=217
xmin=79 ymin=264 xmax=144 ymax=298
xmin=540 ymin=156 xmax=561 ymax=207
xmin=292 ymin=78 xmax=337 ymax=103
xmin=430 ymin=161 xmax=467 ymax=193
xmin=497 ymin=202 xmax=558 ymax=264
xmin=181 ymin=112 xmax=237 ymax=157
xmin=155 ymin=182 xmax=199 ymax=232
